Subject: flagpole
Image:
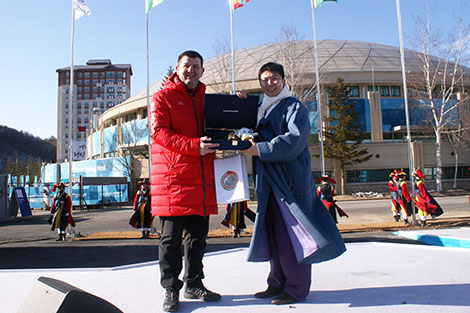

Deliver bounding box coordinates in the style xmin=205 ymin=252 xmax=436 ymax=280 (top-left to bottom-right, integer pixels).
xmin=310 ymin=3 xmax=326 ymax=176
xmin=395 ymin=0 xmax=417 ymax=225
xmin=229 ymin=0 xmax=236 ymax=94
xmin=68 ymin=0 xmax=76 ymax=199
xmin=146 ymin=10 xmax=152 ymax=180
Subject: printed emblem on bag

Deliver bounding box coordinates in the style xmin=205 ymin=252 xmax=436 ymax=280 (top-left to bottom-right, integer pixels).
xmin=220 ymin=171 xmax=238 ymax=190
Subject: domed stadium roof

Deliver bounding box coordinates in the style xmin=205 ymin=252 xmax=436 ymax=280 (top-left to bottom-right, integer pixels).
xmin=202 ymin=39 xmax=422 ymax=89
xmin=117 ymin=39 xmax=467 ymax=108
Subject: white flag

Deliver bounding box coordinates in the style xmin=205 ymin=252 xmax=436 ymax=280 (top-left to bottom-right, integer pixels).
xmin=146 ymin=0 xmax=164 ymax=13
xmin=74 ymin=0 xmax=91 ymax=20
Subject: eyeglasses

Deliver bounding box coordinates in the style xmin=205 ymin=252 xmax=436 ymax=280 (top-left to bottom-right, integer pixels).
xmin=260 ymin=77 xmax=281 ymax=84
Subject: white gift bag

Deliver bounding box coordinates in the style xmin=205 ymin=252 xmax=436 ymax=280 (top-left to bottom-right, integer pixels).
xmin=213 ymin=154 xmax=250 ymax=204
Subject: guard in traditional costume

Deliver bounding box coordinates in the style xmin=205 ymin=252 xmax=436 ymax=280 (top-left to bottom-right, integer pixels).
xmin=316 ymin=175 xmax=348 ymax=223
xmin=129 ymin=179 xmax=153 ymax=239
xmin=388 ymin=171 xmax=400 ymax=222
xmin=413 ymin=169 xmax=444 ymax=227
xmin=396 ymin=171 xmax=412 ymax=225
xmin=221 ymin=201 xmax=256 ymax=237
xmin=49 ymin=182 xmax=75 ymax=241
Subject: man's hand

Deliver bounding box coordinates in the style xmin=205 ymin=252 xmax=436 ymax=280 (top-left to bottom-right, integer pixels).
xmin=243 ymin=139 xmax=259 ymax=156
xmin=199 ymin=136 xmax=219 ymax=155
xmin=236 ymin=90 xmax=248 ymax=99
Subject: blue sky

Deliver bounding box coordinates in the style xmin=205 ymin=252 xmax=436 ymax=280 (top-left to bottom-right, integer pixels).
xmin=0 ymin=0 xmax=467 ymax=139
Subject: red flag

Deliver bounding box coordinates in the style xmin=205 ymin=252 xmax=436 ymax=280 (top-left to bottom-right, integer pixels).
xmin=234 ymin=0 xmax=249 ymax=10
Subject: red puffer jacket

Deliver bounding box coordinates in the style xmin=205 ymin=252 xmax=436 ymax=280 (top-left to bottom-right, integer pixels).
xmin=149 ymin=73 xmax=217 ymax=217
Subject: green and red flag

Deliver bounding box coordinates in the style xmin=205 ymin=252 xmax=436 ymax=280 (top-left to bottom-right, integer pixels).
xmin=311 ymin=0 xmax=337 ymax=9
xmin=146 ymin=0 xmax=164 ymax=13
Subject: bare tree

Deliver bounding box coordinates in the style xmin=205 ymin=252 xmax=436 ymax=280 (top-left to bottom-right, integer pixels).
xmin=443 ymin=97 xmax=470 ymax=188
xmin=205 ymin=38 xmax=235 ymax=94
xmin=118 ymin=119 xmax=149 ymax=195
xmin=101 ymin=120 xmax=148 ymax=197
xmin=274 ymin=25 xmax=319 ymax=106
xmin=409 ymin=7 xmax=470 ymax=191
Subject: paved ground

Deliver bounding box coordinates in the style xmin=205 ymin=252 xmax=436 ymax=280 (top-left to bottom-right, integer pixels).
xmin=0 ymin=195 xmax=469 ymax=269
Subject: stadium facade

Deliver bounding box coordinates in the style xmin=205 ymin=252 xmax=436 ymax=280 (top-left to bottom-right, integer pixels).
xmin=86 ymin=40 xmax=470 ymax=193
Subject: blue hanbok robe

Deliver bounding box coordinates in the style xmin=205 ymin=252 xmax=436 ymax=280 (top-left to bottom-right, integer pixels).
xmin=247 ymin=97 xmax=346 ymax=264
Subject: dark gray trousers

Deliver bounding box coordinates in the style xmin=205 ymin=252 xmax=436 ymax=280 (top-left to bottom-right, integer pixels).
xmin=159 ymin=215 xmax=209 ymax=290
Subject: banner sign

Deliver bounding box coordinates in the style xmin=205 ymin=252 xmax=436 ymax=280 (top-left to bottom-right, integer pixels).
xmin=72 ymin=140 xmax=86 ymax=161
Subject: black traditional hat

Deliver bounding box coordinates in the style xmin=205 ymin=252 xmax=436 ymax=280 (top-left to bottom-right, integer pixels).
xmin=317 ymin=175 xmax=336 ymax=184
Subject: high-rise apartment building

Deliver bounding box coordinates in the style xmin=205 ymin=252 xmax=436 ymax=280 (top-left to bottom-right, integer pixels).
xmin=56 ymin=59 xmax=132 ymax=162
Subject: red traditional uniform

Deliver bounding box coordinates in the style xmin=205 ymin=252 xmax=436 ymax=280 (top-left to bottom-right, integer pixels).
xmin=413 ymin=169 xmax=444 ymax=227
xmin=396 ymin=171 xmax=412 ymax=225
xmin=49 ymin=182 xmax=75 ymax=241
xmin=388 ymin=171 xmax=400 ymax=222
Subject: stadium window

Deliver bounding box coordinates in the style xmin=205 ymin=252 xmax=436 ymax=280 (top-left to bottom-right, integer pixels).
xmin=390 ymin=86 xmax=401 ymax=97
xmin=348 ymin=86 xmax=360 ymax=97
xmin=380 ymin=86 xmax=390 ymax=97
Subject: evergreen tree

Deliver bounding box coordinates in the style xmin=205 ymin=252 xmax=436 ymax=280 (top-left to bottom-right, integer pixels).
xmin=158 ymin=66 xmax=175 ymax=91
xmin=323 ymin=77 xmax=371 ymax=194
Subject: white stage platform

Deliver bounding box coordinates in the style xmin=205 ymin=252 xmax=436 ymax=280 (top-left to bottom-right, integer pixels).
xmin=1 ymin=230 xmax=470 ymax=313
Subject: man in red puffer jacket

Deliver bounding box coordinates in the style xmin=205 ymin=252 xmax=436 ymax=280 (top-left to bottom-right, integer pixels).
xmin=149 ymin=50 xmax=221 ymax=312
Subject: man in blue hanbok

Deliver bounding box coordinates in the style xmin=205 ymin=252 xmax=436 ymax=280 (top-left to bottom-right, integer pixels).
xmin=241 ymin=62 xmax=346 ymax=305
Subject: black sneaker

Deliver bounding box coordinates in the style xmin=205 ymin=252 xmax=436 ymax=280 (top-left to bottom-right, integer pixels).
xmin=184 ymin=286 xmax=221 ymax=302
xmin=163 ymin=288 xmax=179 ymax=312
xmin=254 ymin=286 xmax=283 ymax=298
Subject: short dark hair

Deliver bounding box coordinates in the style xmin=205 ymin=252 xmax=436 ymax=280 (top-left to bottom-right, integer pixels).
xmin=258 ymin=62 xmax=285 ymax=80
xmin=178 ymin=50 xmax=204 ymax=67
